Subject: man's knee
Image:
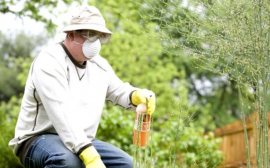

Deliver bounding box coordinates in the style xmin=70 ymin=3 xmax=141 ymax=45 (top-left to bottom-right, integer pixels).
xmin=46 ymin=151 xmax=83 ymax=168
xmin=63 ymin=152 xmax=83 ymax=168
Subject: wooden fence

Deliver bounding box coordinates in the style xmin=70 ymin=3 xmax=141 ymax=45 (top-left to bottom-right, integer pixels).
xmin=213 ymin=112 xmax=270 ymax=168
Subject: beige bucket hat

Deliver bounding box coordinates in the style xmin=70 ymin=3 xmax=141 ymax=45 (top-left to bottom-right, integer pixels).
xmin=63 ymin=6 xmax=112 ymax=43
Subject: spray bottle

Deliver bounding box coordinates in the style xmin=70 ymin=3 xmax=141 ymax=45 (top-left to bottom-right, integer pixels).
xmin=133 ymin=103 xmax=151 ymax=147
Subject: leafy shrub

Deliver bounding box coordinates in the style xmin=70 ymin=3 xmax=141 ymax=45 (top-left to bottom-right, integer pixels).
xmin=0 ymin=96 xmax=23 ymax=168
xmin=97 ymin=105 xmax=224 ymax=168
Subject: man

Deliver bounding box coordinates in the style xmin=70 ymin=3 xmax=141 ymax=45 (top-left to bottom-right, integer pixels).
xmin=9 ymin=5 xmax=155 ymax=168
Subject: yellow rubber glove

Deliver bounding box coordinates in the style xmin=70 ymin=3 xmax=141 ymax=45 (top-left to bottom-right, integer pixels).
xmin=79 ymin=146 xmax=106 ymax=168
xmin=131 ymin=89 xmax=156 ymax=115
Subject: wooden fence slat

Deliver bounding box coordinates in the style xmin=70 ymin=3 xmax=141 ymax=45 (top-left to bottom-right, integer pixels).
xmin=212 ymin=112 xmax=270 ymax=168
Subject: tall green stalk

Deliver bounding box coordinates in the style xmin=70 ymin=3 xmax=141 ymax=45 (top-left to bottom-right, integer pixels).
xmin=235 ymin=64 xmax=251 ymax=168
xmin=171 ymin=106 xmax=183 ymax=168
xmin=256 ymin=0 xmax=269 ymax=167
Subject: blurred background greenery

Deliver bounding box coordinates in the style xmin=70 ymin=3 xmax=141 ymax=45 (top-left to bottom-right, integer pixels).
xmin=1 ymin=0 xmax=258 ymax=167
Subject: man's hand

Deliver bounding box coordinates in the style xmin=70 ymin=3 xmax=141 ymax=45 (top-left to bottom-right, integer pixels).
xmin=131 ymin=89 xmax=156 ymax=115
xmin=79 ymin=146 xmax=106 ymax=168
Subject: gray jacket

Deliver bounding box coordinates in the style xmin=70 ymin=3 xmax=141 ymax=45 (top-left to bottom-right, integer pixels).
xmin=9 ymin=43 xmax=137 ymax=155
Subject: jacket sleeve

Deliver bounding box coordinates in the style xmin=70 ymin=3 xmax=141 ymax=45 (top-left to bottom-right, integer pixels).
xmin=32 ymin=51 xmax=90 ymax=154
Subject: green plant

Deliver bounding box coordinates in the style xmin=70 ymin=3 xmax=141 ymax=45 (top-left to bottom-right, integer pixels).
xmin=97 ymin=102 xmax=223 ymax=168
xmin=0 ymin=96 xmax=23 ymax=168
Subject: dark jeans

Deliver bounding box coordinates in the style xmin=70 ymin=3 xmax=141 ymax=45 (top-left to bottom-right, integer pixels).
xmin=24 ymin=134 xmax=133 ymax=168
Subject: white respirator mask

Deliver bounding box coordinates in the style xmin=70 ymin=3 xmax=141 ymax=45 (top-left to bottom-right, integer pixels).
xmin=73 ymin=39 xmax=101 ymax=59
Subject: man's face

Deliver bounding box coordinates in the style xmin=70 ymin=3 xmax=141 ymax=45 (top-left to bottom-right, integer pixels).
xmin=69 ymin=30 xmax=103 ymax=62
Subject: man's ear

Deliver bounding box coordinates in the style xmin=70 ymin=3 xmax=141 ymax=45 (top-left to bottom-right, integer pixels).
xmin=67 ymin=31 xmax=74 ymax=40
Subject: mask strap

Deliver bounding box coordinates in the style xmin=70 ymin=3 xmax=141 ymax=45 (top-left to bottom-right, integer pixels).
xmin=73 ymin=40 xmax=83 ymax=45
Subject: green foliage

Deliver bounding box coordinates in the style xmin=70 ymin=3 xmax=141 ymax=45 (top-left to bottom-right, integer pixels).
xmin=0 ymin=50 xmax=31 ymax=168
xmin=150 ymin=102 xmax=223 ymax=168
xmin=0 ymin=60 xmax=23 ymax=102
xmin=0 ymin=96 xmax=23 ymax=168
xmin=16 ymin=57 xmax=33 ymax=87
xmin=133 ymin=0 xmax=249 ymax=130
xmin=97 ymin=104 xmax=223 ymax=168
xmin=0 ymin=31 xmax=47 ymax=61
xmin=97 ymin=105 xmax=134 ymax=153
xmin=0 ymin=36 xmax=33 ymax=167
xmin=0 ymin=31 xmax=46 ymax=102
xmin=162 ymin=0 xmax=270 ymax=167
xmin=179 ymin=131 xmax=223 ymax=168
xmin=0 ymin=50 xmax=32 ymax=167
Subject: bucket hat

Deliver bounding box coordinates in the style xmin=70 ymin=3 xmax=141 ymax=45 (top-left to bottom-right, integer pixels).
xmin=63 ymin=6 xmax=112 ymax=43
